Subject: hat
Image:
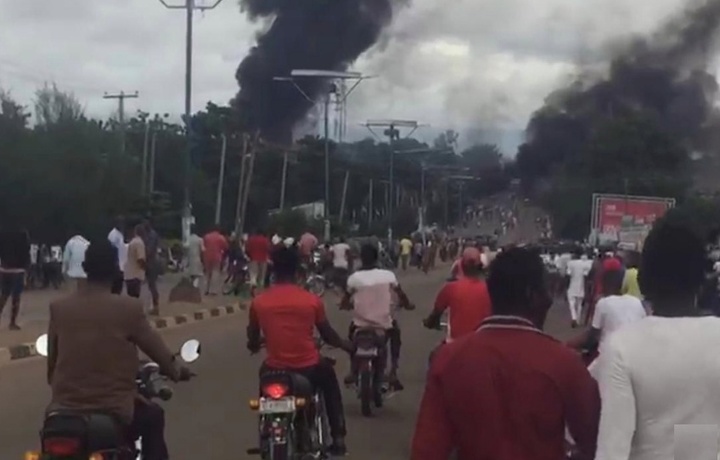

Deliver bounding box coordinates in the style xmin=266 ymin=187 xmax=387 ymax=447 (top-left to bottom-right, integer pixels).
xmin=461 ymin=247 xmax=483 ymax=267
xmin=602 ymin=257 xmax=623 ymax=272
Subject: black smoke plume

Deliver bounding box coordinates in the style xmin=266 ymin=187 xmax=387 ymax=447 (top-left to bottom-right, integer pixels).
xmin=233 ymin=0 xmax=403 ymax=144
xmin=519 ymin=0 xmax=720 ymax=180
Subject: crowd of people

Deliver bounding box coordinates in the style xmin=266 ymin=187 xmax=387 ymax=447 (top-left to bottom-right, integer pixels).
xmin=30 ymin=195 xmax=720 ymax=460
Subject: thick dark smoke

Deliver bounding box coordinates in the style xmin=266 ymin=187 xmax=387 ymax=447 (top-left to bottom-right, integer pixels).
xmin=233 ymin=0 xmax=404 ymax=144
xmin=520 ymin=0 xmax=720 ymax=179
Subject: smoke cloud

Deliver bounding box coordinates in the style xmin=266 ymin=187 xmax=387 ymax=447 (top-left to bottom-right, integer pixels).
xmin=521 ymin=0 xmax=720 ymax=176
xmin=233 ymin=0 xmax=405 ymax=144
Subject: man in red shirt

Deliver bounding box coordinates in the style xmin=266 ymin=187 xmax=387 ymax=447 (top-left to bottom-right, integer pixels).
xmin=245 ymin=229 xmax=271 ymax=296
xmin=411 ymin=247 xmax=599 ymax=460
xmin=247 ymin=247 xmax=353 ymax=455
xmin=202 ymin=225 xmax=228 ymax=295
xmin=424 ymin=247 xmax=492 ymax=344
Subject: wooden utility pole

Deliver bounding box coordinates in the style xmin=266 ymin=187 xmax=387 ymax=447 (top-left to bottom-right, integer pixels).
xmin=103 ymin=91 xmax=138 ymax=156
xmin=234 ymin=134 xmax=250 ymax=236
xmin=279 ymin=151 xmax=289 ymax=210
xmin=368 ymin=179 xmax=374 ymax=226
xmin=149 ymin=131 xmax=158 ymax=194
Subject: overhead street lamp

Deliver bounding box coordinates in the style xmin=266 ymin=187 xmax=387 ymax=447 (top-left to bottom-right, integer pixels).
xmin=274 ymin=70 xmax=373 ymax=232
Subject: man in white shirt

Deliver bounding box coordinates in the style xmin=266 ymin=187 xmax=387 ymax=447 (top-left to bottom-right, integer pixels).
xmin=566 ymin=249 xmax=591 ymax=328
xmin=595 ymin=221 xmax=720 ymax=460
xmin=107 ymin=217 xmax=127 ymax=295
xmin=62 ymin=235 xmax=90 ymax=290
xmin=331 ymin=237 xmax=351 ymax=291
xmin=342 ymin=244 xmax=413 ymax=389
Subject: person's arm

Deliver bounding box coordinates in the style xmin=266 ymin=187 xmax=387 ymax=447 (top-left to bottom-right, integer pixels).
xmin=247 ymin=301 xmax=262 ymax=353
xmin=425 ymin=284 xmax=450 ymax=328
xmin=594 ymin=340 xmax=635 ymax=460
xmin=315 ymin=298 xmax=353 ymax=353
xmin=47 ymin=303 xmax=59 ymax=385
xmin=62 ymin=243 xmax=71 ymax=275
xmin=410 ymin=352 xmax=454 ymax=460
xmin=127 ymin=302 xmax=179 ymax=380
xmin=562 ymin=353 xmax=601 ymax=460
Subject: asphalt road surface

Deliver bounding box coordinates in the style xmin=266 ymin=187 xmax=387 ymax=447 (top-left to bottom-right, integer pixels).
xmin=0 ymin=257 xmax=573 ymax=460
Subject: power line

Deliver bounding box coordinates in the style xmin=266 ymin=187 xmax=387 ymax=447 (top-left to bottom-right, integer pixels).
xmin=103 ymin=91 xmax=139 ymax=156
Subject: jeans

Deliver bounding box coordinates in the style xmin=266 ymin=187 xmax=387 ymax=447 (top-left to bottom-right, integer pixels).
xmin=111 ymin=273 xmax=124 ymax=295
xmin=0 ymin=271 xmax=24 ymax=324
xmin=146 ymin=264 xmax=160 ymax=308
xmin=125 ymin=279 xmax=142 ymax=298
xmin=128 ymin=399 xmax=169 ymax=460
xmin=260 ymin=359 xmax=347 ymax=440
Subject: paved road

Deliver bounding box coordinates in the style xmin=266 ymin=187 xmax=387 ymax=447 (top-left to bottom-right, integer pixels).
xmin=0 ymin=260 xmax=575 ymax=460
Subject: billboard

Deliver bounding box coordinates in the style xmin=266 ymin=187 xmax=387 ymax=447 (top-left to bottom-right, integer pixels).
xmin=590 ymin=193 xmax=675 ymax=246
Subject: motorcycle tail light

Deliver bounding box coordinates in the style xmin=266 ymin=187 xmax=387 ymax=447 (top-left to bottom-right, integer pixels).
xmin=262 ymin=383 xmax=288 ymax=399
xmin=42 ymin=437 xmax=81 ymax=456
xmin=24 ymin=452 xmax=40 ymax=460
xmin=89 ymin=453 xmax=105 ymax=460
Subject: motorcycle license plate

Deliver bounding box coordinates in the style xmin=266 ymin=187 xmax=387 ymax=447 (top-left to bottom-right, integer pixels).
xmin=356 ymin=347 xmax=378 ymax=357
xmin=259 ymin=397 xmax=295 ymax=414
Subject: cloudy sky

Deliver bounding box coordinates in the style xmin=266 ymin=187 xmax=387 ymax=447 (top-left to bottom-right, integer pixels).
xmin=0 ymin=0 xmax=692 ymax=153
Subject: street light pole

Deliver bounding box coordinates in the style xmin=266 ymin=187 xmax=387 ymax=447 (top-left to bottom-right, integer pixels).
xmin=157 ymin=0 xmax=225 ymax=243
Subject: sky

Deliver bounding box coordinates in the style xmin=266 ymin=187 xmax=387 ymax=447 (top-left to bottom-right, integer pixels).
xmin=0 ymin=0 xmax=695 ymax=154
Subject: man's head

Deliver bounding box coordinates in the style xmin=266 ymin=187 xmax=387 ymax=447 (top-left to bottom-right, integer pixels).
xmin=360 ymin=244 xmax=378 ymax=268
xmin=602 ymin=267 xmax=624 ymax=296
xmin=83 ymin=239 xmax=119 ymax=284
xmin=142 ymin=218 xmax=153 ymax=232
xmin=639 ymin=221 xmax=705 ymax=313
xmin=487 ymin=247 xmax=551 ymax=328
xmin=460 ymin=247 xmax=484 ymax=277
xmin=271 ymin=246 xmax=299 ymax=282
xmin=114 ymin=216 xmax=124 ymax=231
xmin=133 ymin=223 xmax=145 ymax=238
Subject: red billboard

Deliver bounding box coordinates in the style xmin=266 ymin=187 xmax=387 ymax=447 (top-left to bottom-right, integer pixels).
xmin=591 ymin=194 xmax=675 ymax=241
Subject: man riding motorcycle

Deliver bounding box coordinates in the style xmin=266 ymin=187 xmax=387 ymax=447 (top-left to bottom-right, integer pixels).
xmin=246 ymin=246 xmax=353 ymax=456
xmin=424 ymin=247 xmax=492 ymax=346
xmin=46 ymin=239 xmax=192 ymax=460
xmin=341 ymin=244 xmax=414 ymax=389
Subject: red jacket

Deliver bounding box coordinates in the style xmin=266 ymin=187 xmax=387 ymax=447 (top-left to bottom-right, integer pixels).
xmin=411 ymin=316 xmax=600 ymax=460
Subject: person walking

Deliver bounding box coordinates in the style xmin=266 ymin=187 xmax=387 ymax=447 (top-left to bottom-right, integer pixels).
xmin=186 ymin=225 xmax=205 ymax=288
xmin=142 ymin=219 xmax=161 ymax=315
xmin=62 ymin=234 xmax=90 ymax=290
xmin=124 ymin=224 xmax=147 ymax=300
xmin=0 ymin=226 xmax=31 ymax=330
xmin=202 ymin=226 xmax=228 ymax=296
xmin=399 ymin=236 xmax=413 ymax=270
xmin=108 ymin=216 xmax=127 ymax=295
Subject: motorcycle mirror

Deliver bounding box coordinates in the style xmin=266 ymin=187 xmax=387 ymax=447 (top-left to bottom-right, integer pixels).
xmin=35 ymin=334 xmax=49 ymax=357
xmin=179 ymin=339 xmax=201 ymax=363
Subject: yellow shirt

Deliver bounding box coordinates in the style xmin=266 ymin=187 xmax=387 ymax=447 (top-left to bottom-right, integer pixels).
xmin=622 ymin=267 xmax=642 ymax=299
xmin=400 ymin=238 xmax=413 ymax=256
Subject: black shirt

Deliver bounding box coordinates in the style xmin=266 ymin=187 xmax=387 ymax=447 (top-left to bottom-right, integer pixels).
xmin=0 ymin=230 xmax=30 ymax=270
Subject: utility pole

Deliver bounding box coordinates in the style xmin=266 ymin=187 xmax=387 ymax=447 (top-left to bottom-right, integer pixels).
xmin=141 ymin=120 xmax=151 ymax=195
xmin=214 ymin=133 xmax=227 ymax=225
xmin=280 ymin=151 xmax=289 ymax=210
xmin=234 ymin=134 xmax=249 ymax=236
xmin=368 ymin=178 xmax=374 ymax=227
xmin=103 ymin=91 xmax=138 ymax=157
xmin=149 ymin=131 xmax=158 ymax=194
xmin=339 ymin=170 xmax=350 ymax=225
xmin=364 ymin=120 xmax=420 ymax=245
xmin=157 ymin=0 xmax=225 ymax=244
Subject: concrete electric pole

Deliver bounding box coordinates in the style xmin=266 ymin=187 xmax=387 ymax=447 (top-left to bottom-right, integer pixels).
xmin=103 ymin=91 xmax=138 ymax=157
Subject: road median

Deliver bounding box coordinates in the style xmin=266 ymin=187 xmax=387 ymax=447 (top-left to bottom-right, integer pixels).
xmin=0 ymin=302 xmax=245 ymax=366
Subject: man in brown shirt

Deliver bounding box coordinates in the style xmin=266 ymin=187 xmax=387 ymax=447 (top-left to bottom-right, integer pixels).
xmin=47 ymin=239 xmax=190 ymax=460
xmin=124 ymin=224 xmax=146 ymax=299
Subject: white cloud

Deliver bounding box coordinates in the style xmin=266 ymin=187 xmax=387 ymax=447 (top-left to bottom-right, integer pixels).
xmin=0 ymin=0 xmax=694 ymax=152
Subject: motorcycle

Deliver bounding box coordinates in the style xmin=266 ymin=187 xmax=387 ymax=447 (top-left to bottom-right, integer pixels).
xmin=348 ymin=328 xmax=395 ymax=417
xmin=25 ymin=335 xmax=201 ymax=460
xmin=247 ymin=339 xmax=333 ymax=460
xmin=222 ymin=259 xmax=250 ymax=296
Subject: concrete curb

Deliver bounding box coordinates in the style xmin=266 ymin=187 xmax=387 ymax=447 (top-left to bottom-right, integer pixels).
xmin=0 ymin=303 xmax=245 ymax=366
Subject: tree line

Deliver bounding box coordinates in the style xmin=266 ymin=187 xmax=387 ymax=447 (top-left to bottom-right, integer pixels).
xmin=0 ymin=84 xmax=516 ymax=243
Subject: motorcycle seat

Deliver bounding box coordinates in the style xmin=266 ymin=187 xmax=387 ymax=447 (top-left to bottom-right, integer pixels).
xmin=43 ymin=410 xmax=127 ymax=452
xmin=260 ymin=370 xmax=315 ymax=397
